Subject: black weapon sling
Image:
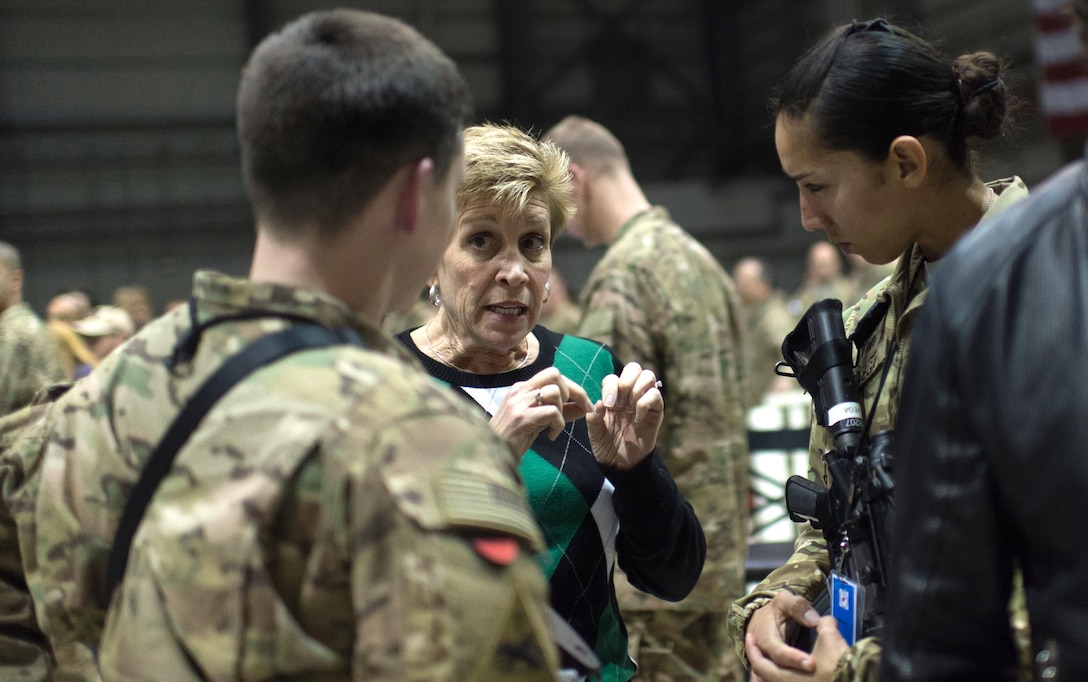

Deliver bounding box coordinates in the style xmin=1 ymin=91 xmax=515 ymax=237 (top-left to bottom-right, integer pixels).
xmin=105 ymin=322 xmax=364 ymax=600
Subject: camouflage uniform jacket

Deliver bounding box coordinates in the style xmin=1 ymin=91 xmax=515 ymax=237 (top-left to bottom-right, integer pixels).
xmin=578 ymin=207 xmax=749 ymax=613
xmin=0 ymin=303 xmax=65 ymax=417
xmin=743 ymin=291 xmax=796 ymax=408
xmin=727 ymin=177 xmax=1029 ymax=680
xmin=3 ymin=270 xmax=558 ymax=681
xmin=0 ymin=400 xmax=65 ymax=680
xmin=787 ymin=274 xmax=857 ymax=319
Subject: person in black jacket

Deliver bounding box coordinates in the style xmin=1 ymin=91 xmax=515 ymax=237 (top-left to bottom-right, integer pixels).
xmin=882 ymin=3 xmax=1088 ymax=679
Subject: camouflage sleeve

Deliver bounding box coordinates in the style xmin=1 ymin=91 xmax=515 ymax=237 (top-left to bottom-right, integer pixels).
xmin=833 ymin=636 xmax=880 ymax=682
xmin=0 ymin=404 xmax=56 ymax=680
xmin=726 ymin=522 xmax=831 ymax=666
xmin=577 ymin=265 xmax=664 ymax=371
xmin=358 ymin=409 xmax=559 ymax=681
xmin=0 ymin=328 xmax=54 ymax=417
xmin=98 ymin=371 xmax=558 ymax=682
xmin=727 ymin=420 xmax=833 ymax=665
xmin=2 ymin=310 xmax=67 ymax=417
xmin=0 ymin=335 xmax=25 ymax=415
xmin=1 ymin=383 xmax=94 ymax=682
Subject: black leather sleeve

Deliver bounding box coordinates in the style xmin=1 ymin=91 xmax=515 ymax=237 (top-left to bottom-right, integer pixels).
xmin=884 ymin=161 xmax=1088 ymax=680
xmin=882 ymin=280 xmax=1018 ymax=681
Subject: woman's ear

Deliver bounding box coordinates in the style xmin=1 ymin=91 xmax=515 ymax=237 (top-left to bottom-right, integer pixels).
xmin=887 ymin=136 xmax=928 ymax=188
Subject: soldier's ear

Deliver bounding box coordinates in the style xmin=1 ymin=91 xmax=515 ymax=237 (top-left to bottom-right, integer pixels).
xmin=10 ymin=268 xmax=23 ymax=298
xmin=568 ymin=163 xmax=588 ymax=203
xmin=394 ymin=158 xmax=435 ymax=235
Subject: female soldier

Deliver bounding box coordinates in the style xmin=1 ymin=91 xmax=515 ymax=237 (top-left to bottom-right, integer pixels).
xmin=726 ymin=18 xmax=1028 ymax=682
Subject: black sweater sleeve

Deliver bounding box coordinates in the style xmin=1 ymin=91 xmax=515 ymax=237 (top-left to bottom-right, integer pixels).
xmin=608 ymin=449 xmax=706 ymax=601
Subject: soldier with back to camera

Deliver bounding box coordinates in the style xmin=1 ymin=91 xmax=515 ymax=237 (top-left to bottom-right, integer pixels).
xmin=0 ymin=10 xmax=559 ymax=681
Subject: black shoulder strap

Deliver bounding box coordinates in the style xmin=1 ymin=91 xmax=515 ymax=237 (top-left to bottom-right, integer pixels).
xmin=106 ymin=323 xmax=364 ymax=600
xmin=849 ymin=298 xmax=891 ymax=351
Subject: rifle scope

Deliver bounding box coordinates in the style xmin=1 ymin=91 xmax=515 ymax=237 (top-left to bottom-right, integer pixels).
xmin=778 ymin=298 xmax=863 ymax=456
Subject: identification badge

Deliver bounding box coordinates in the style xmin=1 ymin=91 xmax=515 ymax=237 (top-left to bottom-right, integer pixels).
xmin=829 ymin=571 xmax=864 ymax=646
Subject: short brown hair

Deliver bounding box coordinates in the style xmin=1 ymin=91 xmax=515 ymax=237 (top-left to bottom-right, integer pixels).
xmin=543 ymin=115 xmax=629 ymax=177
xmin=237 ymin=10 xmax=472 ymax=238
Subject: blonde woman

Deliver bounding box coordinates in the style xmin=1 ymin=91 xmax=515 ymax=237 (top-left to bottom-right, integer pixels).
xmin=398 ymin=124 xmax=705 ymax=681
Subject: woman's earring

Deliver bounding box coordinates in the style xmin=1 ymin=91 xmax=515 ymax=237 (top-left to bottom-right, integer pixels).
xmin=429 ymin=284 xmax=442 ymax=308
xmin=543 ymin=281 xmax=551 ymax=304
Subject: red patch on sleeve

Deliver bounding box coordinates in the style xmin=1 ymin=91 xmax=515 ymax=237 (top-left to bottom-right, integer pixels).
xmin=472 ymin=536 xmax=520 ymax=565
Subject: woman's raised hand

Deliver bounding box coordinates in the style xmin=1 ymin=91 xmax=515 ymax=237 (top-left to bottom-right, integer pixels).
xmin=586 ymin=362 xmax=664 ymax=470
xmin=489 ymin=367 xmax=593 ymax=455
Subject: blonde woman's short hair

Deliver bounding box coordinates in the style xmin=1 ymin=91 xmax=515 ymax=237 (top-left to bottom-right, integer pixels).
xmin=458 ymin=124 xmax=574 ymax=245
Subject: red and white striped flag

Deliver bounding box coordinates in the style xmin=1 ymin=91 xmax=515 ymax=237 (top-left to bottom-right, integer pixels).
xmin=1034 ymin=0 xmax=1088 ymax=136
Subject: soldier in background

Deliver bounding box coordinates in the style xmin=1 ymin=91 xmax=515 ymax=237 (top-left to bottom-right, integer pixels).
xmin=69 ymin=305 xmax=135 ymax=378
xmin=787 ymin=241 xmax=856 ymax=317
xmin=732 ymin=257 xmax=797 ymax=409
xmin=111 ymin=284 xmax=154 ymax=331
xmin=844 ymin=254 xmax=897 ymax=308
xmin=1 ymin=10 xmax=558 ymax=680
xmin=0 ymin=241 xmax=66 ymax=417
xmin=44 ymin=292 xmax=98 ymax=380
xmin=546 ymin=115 xmax=749 ymax=681
xmin=45 ymin=290 xmax=91 ymax=323
xmin=0 ymin=242 xmax=66 ymax=677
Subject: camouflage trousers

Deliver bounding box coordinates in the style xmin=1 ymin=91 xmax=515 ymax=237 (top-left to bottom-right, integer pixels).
xmin=0 ymin=576 xmax=52 ymax=681
xmin=625 ymin=610 xmax=743 ymax=681
xmin=0 ymin=639 xmax=51 ymax=682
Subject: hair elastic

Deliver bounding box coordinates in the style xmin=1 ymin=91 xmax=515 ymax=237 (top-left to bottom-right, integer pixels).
xmin=848 ymin=18 xmax=891 ymax=36
xmin=969 ymin=78 xmax=1004 ymax=99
